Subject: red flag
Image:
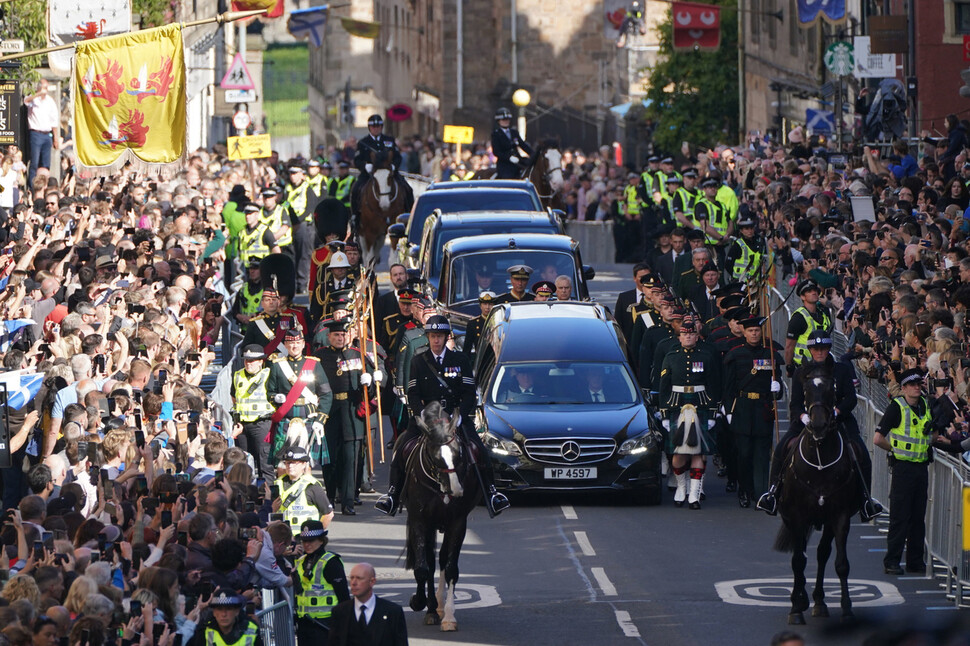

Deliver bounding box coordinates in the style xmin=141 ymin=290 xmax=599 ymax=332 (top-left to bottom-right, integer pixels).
xmin=231 ymin=0 xmax=284 ymax=19
xmin=672 ymin=2 xmax=721 ymax=51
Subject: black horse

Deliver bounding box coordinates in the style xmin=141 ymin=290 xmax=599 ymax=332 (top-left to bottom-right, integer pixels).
xmin=403 ymin=402 xmax=480 ymax=632
xmin=774 ymin=364 xmax=861 ymax=625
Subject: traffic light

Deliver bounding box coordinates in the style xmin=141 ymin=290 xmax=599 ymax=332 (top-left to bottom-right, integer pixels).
xmin=960 ymin=69 xmax=970 ymax=98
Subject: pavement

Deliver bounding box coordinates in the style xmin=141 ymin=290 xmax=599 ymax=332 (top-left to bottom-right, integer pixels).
xmin=321 ymin=257 xmax=966 ymax=645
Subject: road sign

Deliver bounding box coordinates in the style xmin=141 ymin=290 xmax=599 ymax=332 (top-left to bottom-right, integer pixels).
xmin=442 ymin=125 xmax=474 ymax=145
xmin=0 ymin=40 xmax=24 ymax=53
xmin=225 ymin=89 xmax=256 ymax=103
xmin=228 ymin=134 xmax=272 ymax=161
xmin=232 ymin=111 xmax=252 ymax=131
xmin=220 ymin=53 xmax=256 ymax=91
xmin=824 ymin=41 xmax=854 ymax=77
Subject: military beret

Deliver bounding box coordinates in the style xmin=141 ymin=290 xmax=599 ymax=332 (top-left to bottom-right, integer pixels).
xmin=700 ymin=262 xmax=719 ymax=275
xmin=283 ymin=325 xmax=304 ymax=340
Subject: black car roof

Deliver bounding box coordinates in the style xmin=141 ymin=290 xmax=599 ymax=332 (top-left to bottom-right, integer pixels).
xmin=443 ymin=233 xmax=576 ymax=255
xmin=433 ymin=211 xmax=555 ymax=229
xmin=428 ymin=179 xmax=539 ymax=192
xmin=495 ymin=302 xmax=625 ymax=362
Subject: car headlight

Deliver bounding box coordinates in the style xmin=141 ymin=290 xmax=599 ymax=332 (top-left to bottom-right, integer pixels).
xmin=618 ymin=431 xmax=660 ymax=456
xmin=482 ymin=432 xmax=522 ymax=457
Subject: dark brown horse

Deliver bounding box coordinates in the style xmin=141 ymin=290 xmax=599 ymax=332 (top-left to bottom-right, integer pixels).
xmin=774 ymin=364 xmax=860 ymax=625
xmin=403 ymin=402 xmax=480 ymax=632
xmin=358 ymin=149 xmax=409 ymax=266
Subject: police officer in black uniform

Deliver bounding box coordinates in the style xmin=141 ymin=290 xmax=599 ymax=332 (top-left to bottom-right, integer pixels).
xmin=757 ymin=329 xmax=883 ymax=519
xmin=376 ymin=316 xmax=510 ymax=517
xmin=491 ymin=107 xmax=534 ymax=179
xmin=721 ymin=316 xmax=784 ymax=507
xmin=462 ymin=291 xmax=496 ymax=357
xmin=351 ymin=114 xmax=413 ymax=215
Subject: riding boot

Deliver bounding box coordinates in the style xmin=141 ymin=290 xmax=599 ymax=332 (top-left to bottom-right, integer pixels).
xmin=688 ymin=468 xmax=704 ymax=510
xmin=477 ymin=459 xmax=510 ymax=516
xmin=375 ymin=451 xmax=405 ymax=516
xmin=672 ymin=466 xmax=688 ymax=507
xmin=756 ymin=437 xmax=795 ymax=515
xmin=848 ymin=434 xmax=884 ymax=521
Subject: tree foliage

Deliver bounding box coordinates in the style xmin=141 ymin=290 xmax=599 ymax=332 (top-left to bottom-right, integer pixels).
xmin=643 ymin=0 xmax=739 ymax=153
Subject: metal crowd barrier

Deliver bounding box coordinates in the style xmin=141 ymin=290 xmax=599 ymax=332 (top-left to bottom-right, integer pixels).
xmin=256 ymin=590 xmax=296 ymax=646
xmin=768 ymin=283 xmax=970 ymax=607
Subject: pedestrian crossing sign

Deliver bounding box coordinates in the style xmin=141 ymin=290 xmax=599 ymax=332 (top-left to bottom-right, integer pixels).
xmin=228 ymin=134 xmax=272 ymax=160
xmin=221 ymin=53 xmax=256 ymax=91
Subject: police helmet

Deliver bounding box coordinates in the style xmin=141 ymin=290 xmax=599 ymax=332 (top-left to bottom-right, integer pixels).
xmin=806 ymin=329 xmax=832 ymax=348
xmin=426 ymin=315 xmax=452 ymax=333
xmin=368 ymin=114 xmax=384 ymax=127
xmin=495 ymin=107 xmax=513 ymax=121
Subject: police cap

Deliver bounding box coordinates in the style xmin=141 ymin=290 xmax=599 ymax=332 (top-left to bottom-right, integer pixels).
xmin=368 ymin=114 xmax=384 ymax=127
xmin=242 ymin=344 xmax=265 ymax=360
xmin=683 ymin=170 xmax=699 ymax=179
xmin=209 ymin=588 xmax=245 ymax=608
xmin=700 ymin=178 xmax=719 ymax=189
xmin=426 ymin=315 xmax=452 ymax=333
xmin=900 ymin=369 xmax=924 ymax=387
xmin=806 ymin=329 xmax=832 ymax=347
xmin=282 ymin=446 xmax=311 ymax=462
xmin=299 ymin=520 xmax=328 ymax=540
xmin=797 ymin=279 xmax=821 ymax=296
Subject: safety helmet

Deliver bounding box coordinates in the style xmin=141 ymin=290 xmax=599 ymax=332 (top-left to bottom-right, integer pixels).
xmin=367 ymin=114 xmax=384 ymax=127
xmin=495 ymin=107 xmax=513 ymax=121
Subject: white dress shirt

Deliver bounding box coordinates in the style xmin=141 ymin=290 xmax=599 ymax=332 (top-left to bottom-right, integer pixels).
xmin=354 ymin=595 xmax=376 ymax=624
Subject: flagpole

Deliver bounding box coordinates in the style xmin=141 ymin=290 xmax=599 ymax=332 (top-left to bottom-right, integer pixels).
xmin=0 ymin=10 xmax=267 ymax=62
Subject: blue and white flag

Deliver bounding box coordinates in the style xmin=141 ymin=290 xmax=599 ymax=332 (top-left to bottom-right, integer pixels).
xmin=797 ymin=0 xmax=845 ymax=25
xmin=0 ymin=319 xmax=34 ymax=352
xmin=806 ymin=108 xmax=835 ymax=134
xmin=5 ymin=374 xmax=43 ymax=411
xmin=288 ymin=6 xmax=329 ymax=47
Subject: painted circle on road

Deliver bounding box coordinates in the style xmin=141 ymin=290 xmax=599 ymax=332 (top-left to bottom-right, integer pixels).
xmin=376 ymin=583 xmax=502 ymax=611
xmin=715 ymin=578 xmax=904 ymax=607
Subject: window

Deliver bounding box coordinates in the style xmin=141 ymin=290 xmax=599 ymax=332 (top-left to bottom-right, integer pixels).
xmin=958 ymin=2 xmax=970 ymax=34
xmin=750 ymin=0 xmax=760 ymax=44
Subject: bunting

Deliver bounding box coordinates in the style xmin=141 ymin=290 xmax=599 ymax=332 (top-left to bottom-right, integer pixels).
xmin=231 ymin=0 xmax=284 ymax=19
xmin=71 ymin=24 xmax=186 ymax=176
xmin=47 ymin=0 xmax=132 ymax=78
xmin=288 ymin=6 xmax=329 ymax=47
xmin=340 ymin=17 xmax=381 ymax=39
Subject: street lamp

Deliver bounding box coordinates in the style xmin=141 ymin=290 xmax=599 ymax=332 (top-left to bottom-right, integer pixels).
xmin=512 ymin=88 xmax=530 ymax=139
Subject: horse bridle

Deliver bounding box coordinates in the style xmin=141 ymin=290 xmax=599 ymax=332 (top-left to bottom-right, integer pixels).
xmin=418 ymin=430 xmax=463 ymax=491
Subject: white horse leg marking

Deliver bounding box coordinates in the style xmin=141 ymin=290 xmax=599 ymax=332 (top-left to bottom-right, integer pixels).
xmin=437 ymin=569 xmax=446 ymax=614
xmin=440 ymin=580 xmax=458 ymax=631
xmin=440 ymin=445 xmax=463 ymax=497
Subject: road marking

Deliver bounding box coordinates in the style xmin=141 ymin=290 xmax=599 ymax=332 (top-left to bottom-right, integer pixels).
xmin=614 ymin=610 xmax=640 ymax=637
xmin=556 ymin=520 xmax=596 ymax=602
xmin=377 ymin=583 xmax=502 ymax=610
xmin=860 ymin=535 xmax=884 ymax=539
xmin=927 ymin=606 xmax=960 ymax=610
xmin=715 ymin=578 xmax=904 ymax=607
xmin=574 ymin=531 xmax=595 ymax=556
xmin=592 ymin=567 xmax=618 ymax=596
xmin=916 ymin=590 xmax=947 ymax=594
xmin=561 ymin=505 xmax=577 ymax=520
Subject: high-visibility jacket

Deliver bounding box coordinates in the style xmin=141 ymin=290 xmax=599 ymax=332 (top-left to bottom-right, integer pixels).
xmin=261 ymin=203 xmax=291 ymax=247
xmin=731 ymin=237 xmax=763 ymax=281
xmin=334 ymin=176 xmax=354 ymax=207
xmin=233 ymin=367 xmax=272 ymax=422
xmin=694 ymin=197 xmax=728 ymax=243
xmin=295 ymin=551 xmax=339 ymax=619
xmin=674 ymin=187 xmax=696 ymax=216
xmin=238 ymin=224 xmax=272 ymax=266
xmin=623 ymin=185 xmax=642 ymax=216
xmin=276 ymin=473 xmax=324 ymax=532
xmin=792 ymin=306 xmax=832 ymax=365
xmin=239 ymin=282 xmax=263 ymax=317
xmin=888 ymin=396 xmax=932 ymax=463
xmin=716 ymin=184 xmax=739 ymax=220
xmin=203 ymin=621 xmax=259 ymax=646
xmin=449 ymin=170 xmax=475 ymax=181
xmin=285 ymin=182 xmax=311 ymax=223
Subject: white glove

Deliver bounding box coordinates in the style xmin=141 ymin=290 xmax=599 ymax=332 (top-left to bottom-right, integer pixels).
xmin=273 ymin=393 xmax=286 ymax=404
xmin=800 ymin=413 xmax=810 ymax=426
xmin=393 ymin=385 xmax=404 ymax=398
xmin=509 ymin=155 xmax=519 ymax=164
xmin=726 ymin=414 xmax=733 ymax=424
xmin=707 ymin=419 xmax=716 ymax=429
xmin=360 ymin=373 xmax=372 ymax=387
xmin=373 ymin=369 xmax=384 ymax=384
xmin=662 ymin=419 xmax=670 ymax=430
xmin=365 ymin=163 xmax=373 ymax=173
xmin=771 ymin=380 xmax=781 ymax=393
xmin=311 ymin=422 xmax=325 ymax=443
xmin=391 ymin=164 xmax=396 ymax=171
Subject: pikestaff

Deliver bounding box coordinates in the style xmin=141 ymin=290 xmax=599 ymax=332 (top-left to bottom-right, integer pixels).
xmin=350 ymin=266 xmax=385 ymax=475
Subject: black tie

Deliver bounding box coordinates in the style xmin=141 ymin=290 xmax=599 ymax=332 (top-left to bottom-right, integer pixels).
xmin=358 ymin=607 xmax=367 ymax=629
xmin=593 ymin=393 xmax=602 ymax=402
xmin=437 ymin=355 xmax=443 ymax=366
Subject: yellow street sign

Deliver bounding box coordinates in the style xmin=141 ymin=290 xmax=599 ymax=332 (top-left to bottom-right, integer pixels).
xmin=442 ymin=125 xmax=474 ymax=145
xmin=228 ymin=134 xmax=272 ymax=160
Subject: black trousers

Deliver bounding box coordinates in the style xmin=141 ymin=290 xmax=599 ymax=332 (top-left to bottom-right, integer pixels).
xmin=235 ymin=419 xmax=272 ymax=480
xmin=293 ymin=221 xmax=313 ymax=293
xmin=296 ymin=616 xmax=329 ymax=646
xmin=388 ymin=416 xmax=490 ymax=493
xmin=885 ymin=459 xmax=929 ymax=569
xmin=735 ymin=434 xmax=772 ymax=498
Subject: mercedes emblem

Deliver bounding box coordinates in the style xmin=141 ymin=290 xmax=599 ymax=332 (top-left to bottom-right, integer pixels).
xmin=560 ymin=441 xmax=581 ymax=462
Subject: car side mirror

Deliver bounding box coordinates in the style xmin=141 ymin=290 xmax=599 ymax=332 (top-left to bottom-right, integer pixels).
xmin=583 ymin=265 xmax=596 ymax=280
xmin=396 ymin=213 xmax=410 ymax=225
xmin=388 ymin=223 xmax=406 ymax=237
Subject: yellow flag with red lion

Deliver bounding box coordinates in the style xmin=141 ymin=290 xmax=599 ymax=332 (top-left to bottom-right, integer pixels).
xmin=72 ymin=24 xmax=186 ymax=176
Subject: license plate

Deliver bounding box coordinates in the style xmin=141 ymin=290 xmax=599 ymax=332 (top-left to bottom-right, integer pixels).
xmin=544 ymin=467 xmax=597 ymax=480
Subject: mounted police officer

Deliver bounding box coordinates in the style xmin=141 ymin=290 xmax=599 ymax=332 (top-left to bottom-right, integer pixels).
xmin=193 ymin=588 xmax=261 ymax=646
xmin=351 ymin=114 xmax=414 ymax=216
xmin=376 ymin=315 xmax=510 ymax=517
xmin=232 ymin=344 xmax=275 ymax=479
xmin=274 ymin=446 xmax=333 ymax=536
xmin=757 ymin=330 xmax=883 ymax=521
xmin=293 ymin=519 xmax=350 ymax=646
xmin=784 ymin=279 xmax=833 ymax=375
xmin=725 ymin=211 xmax=766 ymax=284
xmin=492 ymin=107 xmax=534 ymax=179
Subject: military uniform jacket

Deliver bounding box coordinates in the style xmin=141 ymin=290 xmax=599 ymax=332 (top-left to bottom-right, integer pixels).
xmin=714 ymin=332 xmax=746 ymax=359
xmin=649 ymin=335 xmax=717 ymax=393
xmin=354 ymin=134 xmax=402 ymax=174
xmin=463 ymin=315 xmax=486 ymax=357
xmin=380 ymin=315 xmax=414 ymax=362
xmin=266 ymin=354 xmax=333 ymax=418
xmin=624 ymin=300 xmax=658 ymax=357
xmin=637 ymin=321 xmax=676 ymax=388
xmin=493 ymin=291 xmax=536 ymax=305
xmin=789 ymin=356 xmax=858 ymax=435
xmin=721 ymin=342 xmax=784 ymax=435
xmin=315 ymin=345 xmax=369 ymax=439
xmin=407 ymin=348 xmax=475 ymax=419
xmin=242 ymin=311 xmax=303 ymax=352
xmin=395 ymin=326 xmax=428 ymax=389
xmin=658 ymin=344 xmax=721 ymax=410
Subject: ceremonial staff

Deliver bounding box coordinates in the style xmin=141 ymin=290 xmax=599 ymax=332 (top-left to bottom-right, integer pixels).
xmin=352 ymin=269 xmax=376 ymax=478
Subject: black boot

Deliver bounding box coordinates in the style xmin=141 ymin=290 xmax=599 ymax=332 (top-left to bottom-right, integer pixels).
xmin=477 ymin=457 xmax=510 ymax=516
xmin=376 ymin=453 xmax=405 ymax=516
xmin=375 ymin=487 xmax=397 ymax=515
xmin=756 ymin=484 xmax=779 ymax=515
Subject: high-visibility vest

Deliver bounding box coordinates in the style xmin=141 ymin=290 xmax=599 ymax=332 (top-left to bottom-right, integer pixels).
xmin=204 ymin=622 xmax=259 ymax=646
xmin=694 ymin=197 xmax=728 ymax=243
xmin=334 ymin=176 xmax=354 ymax=206
xmin=731 ymin=237 xmax=763 ymax=281
xmin=623 ymin=185 xmax=641 ymax=216
xmin=307 ymin=173 xmax=325 ymax=198
xmin=233 ymin=367 xmax=272 ymax=422
xmin=716 ymin=184 xmax=739 ymax=220
xmin=276 ymin=473 xmax=324 ymax=532
xmin=295 ymin=551 xmax=339 ymax=619
xmin=238 ymin=224 xmax=272 ymax=266
xmin=640 ymin=172 xmax=655 ymax=196
xmin=286 ymin=182 xmax=311 ymax=222
xmin=888 ymin=396 xmax=932 ymax=463
xmin=675 ymin=187 xmax=696 ymax=216
xmin=261 ymin=203 xmax=292 ymax=247
xmin=792 ymin=306 xmax=832 ymax=365
xmin=449 ymin=170 xmax=475 ymax=181
xmin=239 ymin=282 xmax=263 ymax=317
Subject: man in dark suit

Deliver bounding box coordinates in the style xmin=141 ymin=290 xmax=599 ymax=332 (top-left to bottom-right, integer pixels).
xmin=375 ymin=263 xmax=408 ymax=324
xmin=330 ymin=562 xmax=408 ymax=646
xmin=651 ymin=226 xmax=687 ymax=287
xmin=688 ymin=261 xmax=722 ymax=324
xmin=613 ymin=262 xmax=652 ymax=342
xmin=491 ymin=107 xmax=534 ymax=179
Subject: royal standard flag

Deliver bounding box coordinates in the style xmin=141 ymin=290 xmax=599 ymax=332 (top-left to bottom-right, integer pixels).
xmin=72 ymin=24 xmax=186 ymax=176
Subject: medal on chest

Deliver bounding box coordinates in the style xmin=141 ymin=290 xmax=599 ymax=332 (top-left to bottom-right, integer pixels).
xmin=691 ymin=362 xmax=704 ymax=373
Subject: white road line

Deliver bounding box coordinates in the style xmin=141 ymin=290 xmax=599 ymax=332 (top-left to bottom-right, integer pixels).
xmin=574 ymin=531 xmax=596 ymax=556
xmin=916 ymin=590 xmax=947 ymax=594
xmin=561 ymin=504 xmax=578 ymax=520
xmin=614 ymin=610 xmax=641 ymax=637
xmin=860 ymin=536 xmax=884 ymax=540
xmin=592 ymin=567 xmax=618 ymax=596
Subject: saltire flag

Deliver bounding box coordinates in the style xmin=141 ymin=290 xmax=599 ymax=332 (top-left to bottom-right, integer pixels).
xmin=0 ymin=374 xmax=44 ymax=411
xmin=72 ymin=24 xmax=186 ymax=177
xmin=0 ymin=320 xmax=33 ymax=352
xmin=797 ymin=0 xmax=846 ymax=25
xmin=806 ymin=108 xmax=835 ymax=134
xmin=672 ymin=2 xmax=721 ymax=52
xmin=47 ymin=0 xmax=131 ymax=78
xmin=288 ymin=6 xmax=329 ymax=47
xmin=340 ymin=17 xmax=381 ymax=39
xmin=231 ymin=0 xmax=284 ymax=19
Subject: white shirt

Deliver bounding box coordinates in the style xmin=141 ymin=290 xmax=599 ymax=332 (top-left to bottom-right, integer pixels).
xmin=354 ymin=595 xmax=376 ymax=624
xmin=26 ymin=94 xmax=59 ymax=133
xmin=432 ymin=352 xmax=445 ymax=364
xmin=589 ymin=390 xmax=605 ymax=402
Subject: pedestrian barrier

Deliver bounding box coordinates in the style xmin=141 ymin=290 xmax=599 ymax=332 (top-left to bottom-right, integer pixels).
xmin=563 ymin=220 xmax=615 ymax=266
xmin=256 ymin=590 xmax=296 ymax=646
xmin=768 ymin=284 xmax=970 ymax=607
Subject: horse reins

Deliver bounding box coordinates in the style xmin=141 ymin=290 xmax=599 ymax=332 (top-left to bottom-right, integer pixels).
xmin=798 ymin=430 xmax=844 ymax=471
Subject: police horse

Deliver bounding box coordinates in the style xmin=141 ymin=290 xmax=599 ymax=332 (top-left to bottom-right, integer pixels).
xmin=528 ymin=140 xmax=565 ymax=211
xmin=358 ymin=149 xmax=410 ymax=266
xmin=403 ymin=402 xmax=480 ymax=631
xmin=774 ymin=364 xmax=861 ymax=625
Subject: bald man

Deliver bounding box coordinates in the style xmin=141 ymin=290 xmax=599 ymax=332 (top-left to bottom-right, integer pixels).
xmin=329 ymin=562 xmax=407 ymax=646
